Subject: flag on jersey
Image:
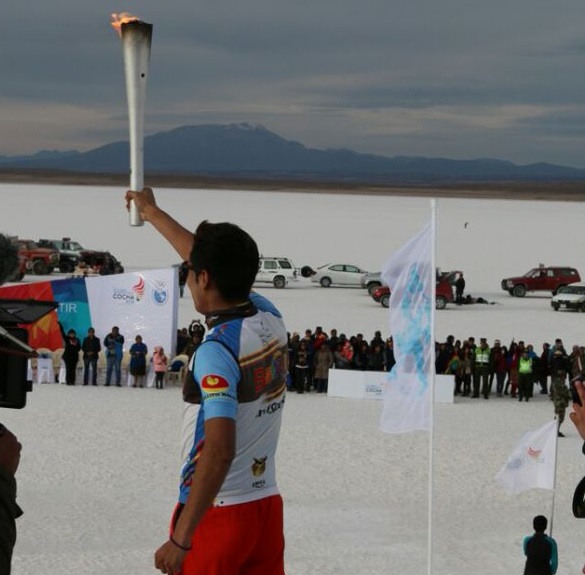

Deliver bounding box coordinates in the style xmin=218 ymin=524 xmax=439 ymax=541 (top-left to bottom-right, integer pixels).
xmin=380 ymin=221 xmax=433 ymax=434
xmin=495 ymin=419 xmax=558 ymax=494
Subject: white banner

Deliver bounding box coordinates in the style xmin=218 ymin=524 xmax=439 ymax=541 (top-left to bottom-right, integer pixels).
xmin=380 ymin=221 xmax=433 ymax=434
xmin=85 ymin=268 xmax=178 ymax=357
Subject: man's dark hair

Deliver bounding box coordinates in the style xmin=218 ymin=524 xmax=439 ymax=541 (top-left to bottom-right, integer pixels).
xmin=190 ymin=221 xmax=259 ymax=302
xmin=533 ymin=515 xmax=547 ymax=533
xmin=0 ymin=233 xmax=19 ymax=285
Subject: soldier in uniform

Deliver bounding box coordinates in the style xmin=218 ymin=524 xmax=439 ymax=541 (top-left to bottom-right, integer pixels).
xmin=550 ymin=349 xmax=570 ymax=437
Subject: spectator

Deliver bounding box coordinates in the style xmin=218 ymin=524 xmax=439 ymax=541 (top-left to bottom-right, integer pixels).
xmin=152 ymin=346 xmax=168 ymax=390
xmin=129 ymin=335 xmax=148 ymax=388
xmin=59 ymin=324 xmax=81 ymax=386
xmin=81 ymin=327 xmax=101 ymax=386
xmin=522 ymin=515 xmax=558 ymax=575
xmin=313 ymin=342 xmax=334 ymax=393
xmin=294 ymin=340 xmax=311 ymax=393
xmin=104 ymin=326 xmax=125 ymax=387
xmin=368 ymin=342 xmax=385 ymax=371
xmin=384 ymin=338 xmax=396 ymax=372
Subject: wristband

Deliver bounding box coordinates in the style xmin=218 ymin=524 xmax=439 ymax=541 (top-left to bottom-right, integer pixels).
xmin=169 ymin=535 xmax=192 ymax=552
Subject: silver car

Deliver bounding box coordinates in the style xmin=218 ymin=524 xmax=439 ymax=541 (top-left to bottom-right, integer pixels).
xmin=310 ymin=263 xmax=368 ymax=288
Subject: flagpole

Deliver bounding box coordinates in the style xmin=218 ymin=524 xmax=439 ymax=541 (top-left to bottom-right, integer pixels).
xmin=549 ymin=418 xmax=560 ymax=537
xmin=427 ymin=199 xmax=437 ymax=575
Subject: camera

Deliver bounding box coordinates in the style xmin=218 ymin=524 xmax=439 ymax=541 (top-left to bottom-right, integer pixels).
xmin=0 ymin=299 xmax=58 ymax=409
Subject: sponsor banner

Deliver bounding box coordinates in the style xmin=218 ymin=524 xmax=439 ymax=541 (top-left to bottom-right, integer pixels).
xmin=0 ymin=268 xmax=178 ymax=355
xmin=328 ymin=370 xmax=453 ymax=403
xmin=85 ymin=268 xmax=178 ymax=356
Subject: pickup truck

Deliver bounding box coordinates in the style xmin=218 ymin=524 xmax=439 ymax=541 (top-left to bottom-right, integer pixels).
xmin=14 ymin=239 xmax=60 ymax=275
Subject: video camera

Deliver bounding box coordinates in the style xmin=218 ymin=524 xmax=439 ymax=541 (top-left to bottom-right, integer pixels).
xmin=0 ymin=299 xmax=58 ymax=409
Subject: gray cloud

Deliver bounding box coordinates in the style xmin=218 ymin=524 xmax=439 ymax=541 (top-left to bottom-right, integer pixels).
xmin=2 ymin=0 xmax=585 ymax=166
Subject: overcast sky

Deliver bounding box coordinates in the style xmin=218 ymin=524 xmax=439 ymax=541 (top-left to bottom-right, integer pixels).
xmin=2 ymin=0 xmax=585 ymax=167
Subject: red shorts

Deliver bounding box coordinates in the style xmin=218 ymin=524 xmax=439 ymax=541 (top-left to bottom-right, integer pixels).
xmin=170 ymin=495 xmax=285 ymax=575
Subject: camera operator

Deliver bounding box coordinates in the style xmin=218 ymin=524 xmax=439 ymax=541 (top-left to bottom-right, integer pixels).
xmin=0 ymin=424 xmax=22 ymax=575
xmin=0 ymin=233 xmax=24 ymax=574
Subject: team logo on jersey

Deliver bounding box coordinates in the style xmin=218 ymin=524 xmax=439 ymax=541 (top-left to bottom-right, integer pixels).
xmin=201 ymin=374 xmax=229 ymax=393
xmin=252 ymin=457 xmax=267 ymax=477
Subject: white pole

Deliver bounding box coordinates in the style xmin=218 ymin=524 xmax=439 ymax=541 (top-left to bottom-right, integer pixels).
xmin=427 ymin=199 xmax=437 ymax=575
xmin=549 ymin=417 xmax=560 ymax=537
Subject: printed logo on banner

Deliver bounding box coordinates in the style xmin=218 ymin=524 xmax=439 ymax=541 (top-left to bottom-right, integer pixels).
xmin=132 ymin=275 xmax=145 ymax=301
xmin=151 ymin=280 xmax=168 ymax=306
xmin=112 ymin=288 xmax=138 ymax=304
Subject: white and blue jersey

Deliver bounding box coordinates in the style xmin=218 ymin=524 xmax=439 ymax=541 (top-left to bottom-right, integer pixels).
xmin=179 ymin=292 xmax=288 ymax=507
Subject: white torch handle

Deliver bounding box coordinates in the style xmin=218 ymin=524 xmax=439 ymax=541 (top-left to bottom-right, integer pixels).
xmin=122 ymin=22 xmax=152 ymax=226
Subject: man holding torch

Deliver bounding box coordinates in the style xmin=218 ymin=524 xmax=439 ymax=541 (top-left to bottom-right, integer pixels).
xmin=125 ymin=188 xmax=287 ymax=575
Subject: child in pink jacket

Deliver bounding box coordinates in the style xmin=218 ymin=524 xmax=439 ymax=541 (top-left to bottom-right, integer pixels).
xmin=152 ymin=346 xmax=168 ymax=389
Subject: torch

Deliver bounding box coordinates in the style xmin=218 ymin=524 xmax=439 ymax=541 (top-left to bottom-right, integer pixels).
xmin=111 ymin=13 xmax=153 ymax=226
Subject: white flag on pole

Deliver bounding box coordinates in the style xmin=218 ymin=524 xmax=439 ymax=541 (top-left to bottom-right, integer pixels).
xmin=379 ymin=221 xmax=433 ymax=434
xmin=495 ymin=420 xmax=558 ymax=494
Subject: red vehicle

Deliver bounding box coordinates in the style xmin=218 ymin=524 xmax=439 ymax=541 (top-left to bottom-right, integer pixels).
xmin=372 ymin=278 xmax=454 ymax=310
xmin=13 ymin=239 xmax=60 ymax=275
xmin=501 ymin=266 xmax=581 ymax=297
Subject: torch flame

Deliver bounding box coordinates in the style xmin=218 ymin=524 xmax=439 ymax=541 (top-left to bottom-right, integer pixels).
xmin=111 ymin=12 xmax=140 ymax=36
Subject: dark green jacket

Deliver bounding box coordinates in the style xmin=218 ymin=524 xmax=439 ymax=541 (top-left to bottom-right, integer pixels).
xmin=0 ymin=467 xmax=22 ymax=575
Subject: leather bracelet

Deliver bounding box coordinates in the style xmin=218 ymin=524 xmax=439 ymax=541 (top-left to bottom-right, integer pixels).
xmin=169 ymin=535 xmax=192 ymax=552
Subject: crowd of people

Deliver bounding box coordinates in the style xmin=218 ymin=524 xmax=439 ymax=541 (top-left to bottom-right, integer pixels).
xmin=436 ymin=335 xmax=581 ymax=436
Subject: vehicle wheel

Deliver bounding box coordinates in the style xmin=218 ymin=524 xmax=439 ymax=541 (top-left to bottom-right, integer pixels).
xmin=320 ymin=277 xmax=332 ymax=288
xmin=380 ymin=294 xmax=390 ymax=308
xmin=273 ymin=276 xmax=286 ymax=289
xmin=367 ymin=282 xmax=382 ymax=296
xmin=552 ymin=285 xmax=566 ymax=297
xmin=552 ymin=303 xmax=560 ymax=311
xmin=580 ymin=304 xmax=585 ymax=313
xmin=300 ymin=266 xmax=315 ymax=278
xmin=32 ymin=259 xmax=47 ymax=275
xmin=435 ymin=296 xmax=447 ymax=310
xmin=59 ymin=261 xmax=75 ymax=273
xmin=512 ymin=284 xmax=526 ymax=297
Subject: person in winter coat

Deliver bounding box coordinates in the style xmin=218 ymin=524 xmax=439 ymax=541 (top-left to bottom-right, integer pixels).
xmin=313 ymin=343 xmax=333 ymax=393
xmin=59 ymin=323 xmax=81 ymax=386
xmin=129 ymin=335 xmax=148 ymax=388
xmin=152 ymin=346 xmax=168 ymax=389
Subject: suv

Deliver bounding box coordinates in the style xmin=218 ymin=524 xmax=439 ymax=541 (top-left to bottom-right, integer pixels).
xmin=79 ymin=250 xmax=124 ymax=275
xmin=38 ymin=237 xmax=84 ymax=273
xmin=255 ymin=257 xmax=298 ymax=289
xmin=501 ymin=266 xmax=581 ymax=297
xmin=13 ymin=239 xmax=60 ymax=275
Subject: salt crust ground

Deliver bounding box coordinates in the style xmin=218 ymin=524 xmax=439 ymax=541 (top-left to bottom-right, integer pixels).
xmin=2 ymin=184 xmax=585 ymax=574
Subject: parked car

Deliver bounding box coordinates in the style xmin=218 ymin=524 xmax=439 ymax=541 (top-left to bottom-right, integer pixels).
xmin=78 ymin=250 xmax=124 ymax=275
xmin=551 ymin=283 xmax=585 ymax=312
xmin=255 ymin=257 xmax=298 ymax=289
xmin=38 ymin=237 xmax=84 ymax=273
xmin=308 ymin=263 xmax=368 ymax=288
xmin=373 ymin=278 xmax=454 ymax=310
xmin=361 ymin=271 xmax=385 ymax=295
xmin=13 ymin=238 xmax=60 ymax=275
xmin=501 ymin=265 xmax=581 ymax=297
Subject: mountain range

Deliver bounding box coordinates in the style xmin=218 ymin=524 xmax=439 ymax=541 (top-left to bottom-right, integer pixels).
xmin=2 ymin=122 xmax=585 ymax=184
